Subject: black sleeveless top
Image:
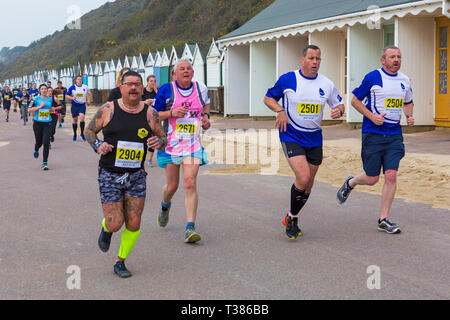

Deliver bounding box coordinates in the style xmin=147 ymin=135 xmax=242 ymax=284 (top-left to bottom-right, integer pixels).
xmin=99 ymin=100 xmax=152 ymax=173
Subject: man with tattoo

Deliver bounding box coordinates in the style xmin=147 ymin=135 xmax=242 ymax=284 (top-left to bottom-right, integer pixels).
xmin=85 ymin=71 xmax=167 ymax=278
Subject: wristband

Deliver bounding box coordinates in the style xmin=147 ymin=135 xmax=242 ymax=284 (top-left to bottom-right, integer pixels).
xmin=202 ymin=113 xmax=210 ymax=119
xmin=92 ymin=139 xmax=103 ymax=153
xmin=276 ymin=109 xmax=285 ymax=113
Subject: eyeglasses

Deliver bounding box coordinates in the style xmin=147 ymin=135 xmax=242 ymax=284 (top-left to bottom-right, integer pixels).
xmin=122 ymin=82 xmax=143 ymax=88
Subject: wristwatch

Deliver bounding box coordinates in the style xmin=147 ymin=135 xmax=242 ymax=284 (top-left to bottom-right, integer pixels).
xmin=92 ymin=139 xmax=104 ymax=153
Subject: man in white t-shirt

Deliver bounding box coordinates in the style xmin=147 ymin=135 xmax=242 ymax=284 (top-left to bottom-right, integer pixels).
xmin=67 ymin=75 xmax=92 ymax=141
xmin=337 ymin=46 xmax=415 ymax=234
xmin=264 ymin=45 xmax=345 ymax=240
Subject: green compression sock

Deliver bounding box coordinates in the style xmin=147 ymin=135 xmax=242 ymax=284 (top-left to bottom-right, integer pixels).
xmin=118 ymin=228 xmax=141 ymax=260
xmin=102 ymin=218 xmax=110 ymax=233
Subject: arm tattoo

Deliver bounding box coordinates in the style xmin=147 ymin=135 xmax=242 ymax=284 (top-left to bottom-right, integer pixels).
xmin=152 ymin=108 xmax=160 ymax=124
xmin=147 ymin=106 xmax=167 ymax=149
xmin=86 ymin=103 xmax=110 ymax=146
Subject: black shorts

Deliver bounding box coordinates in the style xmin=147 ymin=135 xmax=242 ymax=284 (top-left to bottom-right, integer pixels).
xmin=281 ymin=141 xmax=323 ymax=166
xmin=60 ymin=104 xmax=67 ymax=116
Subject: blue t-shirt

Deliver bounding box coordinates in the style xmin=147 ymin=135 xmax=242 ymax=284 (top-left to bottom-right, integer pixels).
xmin=21 ymin=93 xmax=30 ymax=105
xmin=352 ymin=68 xmax=413 ymax=135
xmin=28 ymin=89 xmax=39 ymax=100
xmin=266 ymin=70 xmax=343 ymax=147
xmin=33 ymin=96 xmax=53 ymax=123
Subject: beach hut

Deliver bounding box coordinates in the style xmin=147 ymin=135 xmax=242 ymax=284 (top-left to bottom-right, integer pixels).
xmin=153 ymin=51 xmax=162 ymax=86
xmin=160 ymin=49 xmax=170 ymax=86
xmin=181 ymin=43 xmax=196 ymax=62
xmin=92 ymin=62 xmax=100 ymax=89
xmin=137 ymin=54 xmax=146 ymax=81
xmin=192 ymin=43 xmax=208 ymax=84
xmin=108 ymin=59 xmax=116 ymax=90
xmin=102 ymin=61 xmax=109 ymax=90
xmin=206 ymin=38 xmax=223 ymax=88
xmin=131 ymin=56 xmax=139 ymax=72
xmin=144 ymin=52 xmax=155 ymax=81
xmin=123 ymin=56 xmax=131 ymax=69
xmin=83 ymin=65 xmax=89 ymax=86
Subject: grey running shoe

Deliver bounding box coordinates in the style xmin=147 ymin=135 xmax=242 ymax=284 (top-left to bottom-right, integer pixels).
xmin=337 ymin=175 xmax=354 ymax=204
xmin=158 ymin=205 xmax=170 ymax=228
xmin=378 ymin=218 xmax=401 ymax=234
xmin=114 ymin=261 xmax=132 ymax=278
xmin=184 ymin=226 xmax=201 ymax=243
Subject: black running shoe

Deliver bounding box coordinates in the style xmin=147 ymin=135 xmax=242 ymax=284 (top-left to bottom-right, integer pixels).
xmin=337 ymin=175 xmax=354 ymax=204
xmin=114 ymin=261 xmax=132 ymax=278
xmin=284 ymin=215 xmax=302 ymax=240
xmin=98 ymin=227 xmax=112 ymax=252
xmin=378 ymin=218 xmax=401 ymax=234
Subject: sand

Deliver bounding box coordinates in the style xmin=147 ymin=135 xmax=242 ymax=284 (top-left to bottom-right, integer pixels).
xmin=202 ymin=132 xmax=450 ymax=210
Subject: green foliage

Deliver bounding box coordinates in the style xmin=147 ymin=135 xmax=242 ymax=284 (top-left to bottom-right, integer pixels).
xmin=0 ymin=0 xmax=274 ymax=81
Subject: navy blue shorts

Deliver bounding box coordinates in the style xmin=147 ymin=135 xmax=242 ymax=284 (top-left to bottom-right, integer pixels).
xmin=71 ymin=104 xmax=86 ymax=118
xmin=361 ymin=133 xmax=405 ymax=177
xmin=98 ymin=167 xmax=147 ymax=204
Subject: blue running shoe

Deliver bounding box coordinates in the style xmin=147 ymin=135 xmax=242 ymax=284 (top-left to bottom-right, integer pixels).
xmin=80 ymin=134 xmax=86 ymax=142
xmin=73 ymin=135 xmax=77 ymax=141
xmin=33 ymin=151 xmax=39 ymax=159
xmin=42 ymin=162 xmax=49 ymax=171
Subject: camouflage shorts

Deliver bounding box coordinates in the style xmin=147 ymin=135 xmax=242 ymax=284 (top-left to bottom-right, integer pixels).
xmin=98 ymin=167 xmax=147 ymax=204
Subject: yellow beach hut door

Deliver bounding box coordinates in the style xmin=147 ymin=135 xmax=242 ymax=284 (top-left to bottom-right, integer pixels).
xmin=436 ymin=17 xmax=450 ymax=127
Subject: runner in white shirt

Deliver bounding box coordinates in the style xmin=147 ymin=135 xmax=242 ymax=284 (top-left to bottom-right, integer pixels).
xmin=264 ymin=45 xmax=345 ymax=240
xmin=337 ymin=46 xmax=415 ymax=234
xmin=67 ymin=75 xmax=92 ymax=141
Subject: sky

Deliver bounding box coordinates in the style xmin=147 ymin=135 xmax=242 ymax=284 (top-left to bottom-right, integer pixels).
xmin=0 ymin=0 xmax=111 ymax=48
